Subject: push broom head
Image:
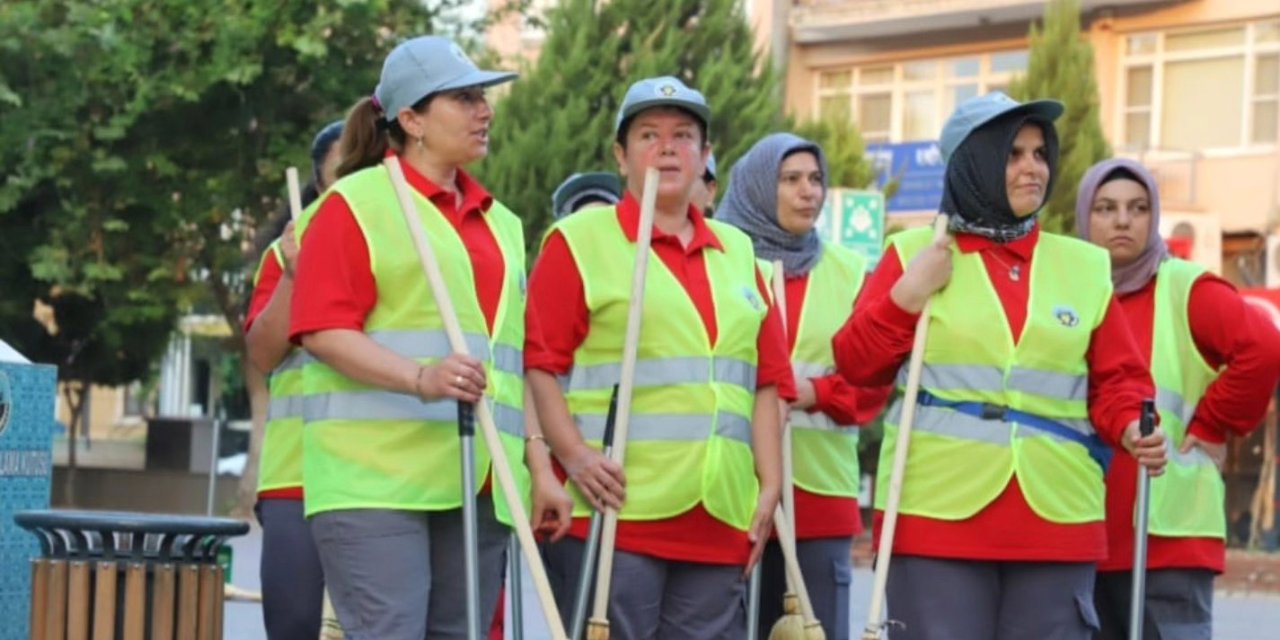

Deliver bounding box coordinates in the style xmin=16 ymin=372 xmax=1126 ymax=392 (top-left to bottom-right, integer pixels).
xmin=768 ymin=594 xmax=808 ymax=640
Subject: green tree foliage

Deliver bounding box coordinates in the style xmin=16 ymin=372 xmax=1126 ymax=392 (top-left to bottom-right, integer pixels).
xmin=793 ymin=111 xmax=878 ymax=191
xmin=477 ymin=0 xmax=786 ymax=251
xmin=0 ymin=1 xmax=480 ymax=504
xmin=0 ymin=0 xmax=462 ymax=382
xmin=1008 ymin=0 xmax=1111 ymax=234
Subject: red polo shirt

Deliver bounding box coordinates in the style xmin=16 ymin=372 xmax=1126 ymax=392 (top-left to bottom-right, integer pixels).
xmin=833 ymin=226 xmax=1154 ymax=562
xmin=784 ymin=273 xmax=892 ymax=540
xmin=1101 ymin=273 xmax=1280 ymax=573
xmin=289 ymin=155 xmax=503 ymax=340
xmin=525 ymin=192 xmax=797 ymax=565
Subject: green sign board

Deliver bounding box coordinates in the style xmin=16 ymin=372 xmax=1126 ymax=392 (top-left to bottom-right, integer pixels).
xmin=818 ymin=189 xmax=886 ymax=269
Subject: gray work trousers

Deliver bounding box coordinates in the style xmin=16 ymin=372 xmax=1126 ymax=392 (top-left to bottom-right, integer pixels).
xmin=257 ymin=499 xmax=325 ymax=640
xmin=886 ymin=555 xmax=1100 ymax=640
xmin=310 ymin=497 xmax=509 ymax=640
xmin=542 ymin=536 xmax=748 ymax=640
xmin=756 ymin=537 xmax=854 ymax=640
xmin=1094 ymin=568 xmax=1213 ymax=640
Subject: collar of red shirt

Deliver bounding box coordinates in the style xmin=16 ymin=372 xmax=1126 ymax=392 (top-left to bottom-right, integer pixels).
xmin=386 ymin=151 xmax=494 ymax=221
xmin=615 ymin=191 xmax=724 ymax=254
xmin=953 ymin=222 xmax=1040 ymax=261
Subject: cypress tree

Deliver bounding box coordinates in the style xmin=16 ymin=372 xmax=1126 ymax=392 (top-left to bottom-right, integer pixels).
xmin=477 ymin=0 xmax=786 ymax=251
xmin=1009 ymin=0 xmax=1111 ymax=234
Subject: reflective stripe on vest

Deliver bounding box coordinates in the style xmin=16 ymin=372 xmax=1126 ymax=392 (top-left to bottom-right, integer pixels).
xmin=302 ymin=391 xmax=524 ymax=437
xmin=573 ymin=412 xmax=752 ymax=445
xmin=897 ymin=364 xmax=1088 ymax=405
xmin=561 ymin=356 xmax=756 ymax=394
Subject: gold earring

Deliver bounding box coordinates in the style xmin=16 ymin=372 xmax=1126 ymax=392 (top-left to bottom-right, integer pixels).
xmin=417 ymin=136 xmax=425 ymax=150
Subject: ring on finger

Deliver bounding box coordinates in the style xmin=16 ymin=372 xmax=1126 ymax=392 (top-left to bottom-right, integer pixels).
xmin=454 ymin=374 xmax=464 ymax=386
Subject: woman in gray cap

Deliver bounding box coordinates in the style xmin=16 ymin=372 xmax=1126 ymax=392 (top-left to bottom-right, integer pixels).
xmin=287 ymin=36 xmax=572 ymax=639
xmin=718 ymin=132 xmax=891 ymax=640
xmin=525 ymin=75 xmax=793 ymax=639
xmin=832 ymin=92 xmax=1168 ymax=639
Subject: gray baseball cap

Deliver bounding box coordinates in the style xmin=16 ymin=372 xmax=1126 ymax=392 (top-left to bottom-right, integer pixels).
xmin=374 ymin=36 xmax=517 ymax=122
xmin=940 ymin=91 xmax=1063 ymax=162
xmin=552 ymin=172 xmax=623 ymax=219
xmin=614 ymin=76 xmax=711 ymax=137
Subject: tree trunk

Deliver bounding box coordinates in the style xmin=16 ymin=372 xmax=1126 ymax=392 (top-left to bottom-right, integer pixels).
xmin=60 ymin=381 xmax=85 ymax=507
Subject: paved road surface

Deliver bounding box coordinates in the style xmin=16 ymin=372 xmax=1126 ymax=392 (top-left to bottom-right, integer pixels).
xmin=224 ymin=526 xmax=1278 ymax=639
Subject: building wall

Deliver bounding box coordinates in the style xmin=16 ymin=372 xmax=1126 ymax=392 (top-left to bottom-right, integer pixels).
xmin=778 ymin=0 xmax=1280 ymax=238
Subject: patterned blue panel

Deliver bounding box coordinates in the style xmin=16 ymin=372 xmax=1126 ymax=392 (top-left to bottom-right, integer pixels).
xmin=0 ymin=362 xmax=56 ymax=640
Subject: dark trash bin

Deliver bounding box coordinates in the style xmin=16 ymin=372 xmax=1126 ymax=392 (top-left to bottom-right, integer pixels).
xmin=14 ymin=509 xmax=248 ymax=640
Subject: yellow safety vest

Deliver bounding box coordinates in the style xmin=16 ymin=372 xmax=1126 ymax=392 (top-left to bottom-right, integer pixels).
xmin=760 ymin=244 xmax=867 ymax=498
xmin=552 ymin=207 xmax=766 ymax=531
xmin=252 ymin=238 xmax=308 ymax=494
xmin=1146 ymin=258 xmax=1225 ymax=539
xmin=298 ymin=165 xmax=528 ymax=521
xmin=878 ymin=227 xmax=1112 ymax=524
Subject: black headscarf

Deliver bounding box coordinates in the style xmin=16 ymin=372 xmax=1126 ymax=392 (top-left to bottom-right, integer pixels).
xmin=940 ymin=112 xmax=1060 ymax=242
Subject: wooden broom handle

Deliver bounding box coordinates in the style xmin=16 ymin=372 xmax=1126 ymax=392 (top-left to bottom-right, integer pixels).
xmin=588 ymin=168 xmax=661 ymax=633
xmin=772 ymin=260 xmax=823 ymax=628
xmin=383 ymin=156 xmax=569 ymax=640
xmin=861 ymin=215 xmax=949 ymax=639
xmin=286 ymin=167 xmax=303 ymax=221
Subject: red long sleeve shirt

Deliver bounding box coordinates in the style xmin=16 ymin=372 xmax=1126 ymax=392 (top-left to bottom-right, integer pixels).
xmin=785 ymin=274 xmax=892 ymax=539
xmin=833 ymin=226 xmax=1154 ymax=562
xmin=1101 ymin=273 xmax=1280 ymax=572
xmin=525 ymin=193 xmax=796 ymax=565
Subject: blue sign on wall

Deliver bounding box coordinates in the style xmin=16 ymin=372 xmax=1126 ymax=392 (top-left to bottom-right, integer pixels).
xmin=0 ymin=357 xmax=55 ymax=640
xmin=866 ymin=141 xmax=946 ymax=214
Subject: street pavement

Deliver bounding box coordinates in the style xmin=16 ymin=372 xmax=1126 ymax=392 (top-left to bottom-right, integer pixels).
xmin=224 ymin=525 xmax=1278 ymax=639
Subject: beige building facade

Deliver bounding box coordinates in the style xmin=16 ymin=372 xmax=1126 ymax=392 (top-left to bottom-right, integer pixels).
xmin=761 ymin=0 xmax=1280 ymax=284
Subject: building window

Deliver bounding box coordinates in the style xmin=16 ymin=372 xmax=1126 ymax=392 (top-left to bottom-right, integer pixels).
xmin=815 ymin=50 xmax=1028 ymax=143
xmin=1122 ymin=20 xmax=1280 ymax=151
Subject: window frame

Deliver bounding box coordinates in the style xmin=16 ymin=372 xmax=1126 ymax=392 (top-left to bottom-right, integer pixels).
xmin=813 ymin=49 xmax=1029 ymax=144
xmin=1119 ymin=20 xmax=1280 ymax=153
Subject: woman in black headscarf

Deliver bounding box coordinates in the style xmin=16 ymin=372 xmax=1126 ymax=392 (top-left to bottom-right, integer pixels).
xmin=831 ymin=92 xmax=1167 ymax=639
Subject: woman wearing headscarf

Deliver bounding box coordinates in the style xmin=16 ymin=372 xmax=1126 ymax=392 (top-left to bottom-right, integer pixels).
xmin=1077 ymin=158 xmax=1280 ymax=639
xmin=832 ymin=92 xmax=1168 ymax=639
xmin=717 ymin=133 xmax=891 ymax=640
xmin=243 ymin=118 xmax=343 ymax=640
xmin=286 ymin=36 xmax=571 ymax=639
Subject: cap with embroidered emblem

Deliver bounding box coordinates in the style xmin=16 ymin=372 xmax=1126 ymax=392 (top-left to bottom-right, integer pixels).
xmin=374 ymin=36 xmax=517 ymax=123
xmin=615 ymin=76 xmax=711 ymax=137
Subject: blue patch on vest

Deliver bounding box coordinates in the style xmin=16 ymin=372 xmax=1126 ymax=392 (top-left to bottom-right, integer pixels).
xmin=1053 ymin=305 xmax=1080 ymax=328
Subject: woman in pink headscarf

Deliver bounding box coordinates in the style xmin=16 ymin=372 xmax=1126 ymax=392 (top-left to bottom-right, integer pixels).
xmin=1077 ymin=157 xmax=1280 ymax=639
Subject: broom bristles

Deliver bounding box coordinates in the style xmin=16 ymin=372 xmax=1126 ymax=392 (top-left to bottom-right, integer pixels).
xmin=768 ymin=594 xmax=808 ymax=640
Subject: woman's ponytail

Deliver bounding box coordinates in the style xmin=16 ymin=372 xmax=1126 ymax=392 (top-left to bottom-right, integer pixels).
xmin=335 ymin=97 xmax=391 ymax=178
